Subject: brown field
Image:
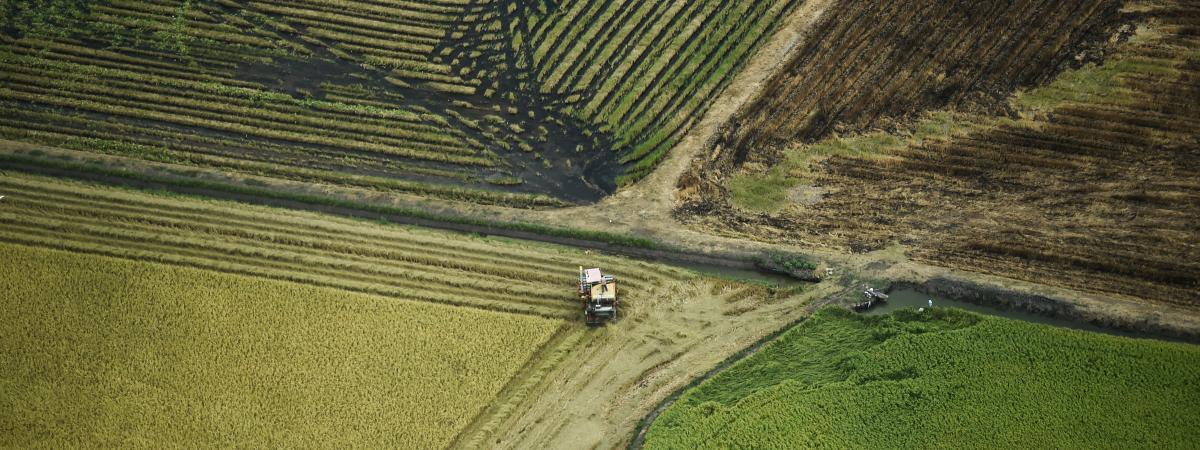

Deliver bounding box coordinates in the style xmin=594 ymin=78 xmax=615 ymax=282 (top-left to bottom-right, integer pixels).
xmin=679 ymin=0 xmax=1200 ymax=306
xmin=709 ymin=0 xmax=1125 ymax=167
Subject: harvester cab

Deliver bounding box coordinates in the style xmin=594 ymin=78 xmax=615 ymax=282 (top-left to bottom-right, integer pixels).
xmin=579 ymin=267 xmax=618 ymax=325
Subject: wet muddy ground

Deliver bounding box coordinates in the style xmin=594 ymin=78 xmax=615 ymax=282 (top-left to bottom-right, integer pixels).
xmin=867 ymin=287 xmax=1166 ymax=341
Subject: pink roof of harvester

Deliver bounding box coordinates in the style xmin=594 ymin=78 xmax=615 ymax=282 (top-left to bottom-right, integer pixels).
xmin=584 ymin=268 xmax=603 ymax=284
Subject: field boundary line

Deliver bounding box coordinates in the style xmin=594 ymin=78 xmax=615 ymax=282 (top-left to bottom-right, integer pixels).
xmin=625 ymin=282 xmax=843 ymax=450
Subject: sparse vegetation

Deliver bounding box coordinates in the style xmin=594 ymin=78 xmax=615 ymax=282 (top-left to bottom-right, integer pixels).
xmin=0 ymin=0 xmax=96 ymax=38
xmin=728 ymin=169 xmax=795 ymax=214
xmin=728 ymin=111 xmax=985 ymax=212
xmin=682 ymin=0 xmax=1200 ymax=306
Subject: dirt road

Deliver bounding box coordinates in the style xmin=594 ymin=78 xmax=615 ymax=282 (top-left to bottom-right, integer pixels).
xmin=452 ymin=279 xmax=839 ymax=450
xmin=448 ymin=4 xmax=843 ymax=448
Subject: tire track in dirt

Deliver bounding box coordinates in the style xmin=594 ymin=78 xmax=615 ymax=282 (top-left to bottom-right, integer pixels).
xmin=444 ymin=3 xmax=839 ymax=449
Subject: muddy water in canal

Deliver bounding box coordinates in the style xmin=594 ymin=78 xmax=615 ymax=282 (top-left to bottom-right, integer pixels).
xmin=867 ymin=287 xmax=1180 ymax=342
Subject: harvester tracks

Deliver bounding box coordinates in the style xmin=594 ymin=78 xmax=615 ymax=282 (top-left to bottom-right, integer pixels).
xmin=0 ymin=175 xmax=694 ymax=319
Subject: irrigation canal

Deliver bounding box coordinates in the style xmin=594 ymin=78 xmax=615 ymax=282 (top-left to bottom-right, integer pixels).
xmin=867 ymin=288 xmax=1193 ymax=343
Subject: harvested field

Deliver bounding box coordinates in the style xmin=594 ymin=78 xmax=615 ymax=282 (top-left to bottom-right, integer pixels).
xmin=679 ymin=1 xmax=1200 ymax=307
xmin=0 ymin=0 xmax=799 ymax=204
xmin=0 ymin=172 xmax=818 ymax=448
xmin=708 ymin=0 xmax=1125 ymax=167
xmin=0 ymin=174 xmax=692 ymax=320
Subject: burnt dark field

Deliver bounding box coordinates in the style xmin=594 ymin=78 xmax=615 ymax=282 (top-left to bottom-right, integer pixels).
xmin=707 ymin=0 xmax=1125 ymax=168
xmin=679 ymin=0 xmax=1200 ymax=306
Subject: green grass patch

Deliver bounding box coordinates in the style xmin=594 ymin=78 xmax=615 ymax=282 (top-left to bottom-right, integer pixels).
xmin=1014 ymin=58 xmax=1161 ymax=110
xmin=783 ymin=111 xmax=977 ymax=181
xmin=0 ymin=243 xmax=561 ymax=448
xmin=644 ymin=308 xmax=1200 ymax=449
xmin=727 ymin=168 xmax=795 ymax=213
xmin=728 ymin=111 xmax=980 ymax=213
xmin=1015 ymin=26 xmax=1178 ymax=111
xmin=758 ymin=252 xmax=816 ymax=271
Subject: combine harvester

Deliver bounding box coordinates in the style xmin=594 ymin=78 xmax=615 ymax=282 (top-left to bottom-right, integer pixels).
xmin=578 ymin=267 xmax=618 ymax=325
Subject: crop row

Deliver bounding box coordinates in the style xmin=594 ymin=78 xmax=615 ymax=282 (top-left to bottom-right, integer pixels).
xmin=247 ymin=0 xmax=478 ymax=90
xmin=525 ymin=0 xmax=799 ymax=182
xmin=0 ymin=68 xmax=476 ymax=155
xmin=0 ymin=122 xmax=561 ymax=207
xmin=0 ymin=0 xmax=567 ymax=202
xmin=715 ymin=0 xmax=1123 ymax=160
xmin=0 ymin=241 xmax=563 ymax=449
xmin=0 ymin=40 xmax=571 ymax=204
xmin=0 ymin=123 xmax=566 ymax=207
xmin=0 ymin=86 xmax=490 ymax=167
xmin=0 ymin=105 xmax=475 ymax=181
xmin=0 ymin=38 xmax=255 ymax=87
xmin=0 ymin=52 xmax=480 ymax=153
xmin=0 ymin=175 xmax=690 ymax=318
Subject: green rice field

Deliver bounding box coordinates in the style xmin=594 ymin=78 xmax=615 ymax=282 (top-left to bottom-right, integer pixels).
xmin=644 ymin=308 xmax=1200 ymax=449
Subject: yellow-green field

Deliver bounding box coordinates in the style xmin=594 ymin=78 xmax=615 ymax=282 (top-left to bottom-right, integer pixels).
xmin=0 ymin=243 xmax=558 ymax=448
xmin=0 ymin=173 xmax=704 ymax=448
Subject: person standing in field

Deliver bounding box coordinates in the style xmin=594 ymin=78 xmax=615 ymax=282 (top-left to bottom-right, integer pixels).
xmin=928 ymin=299 xmax=933 ymax=308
